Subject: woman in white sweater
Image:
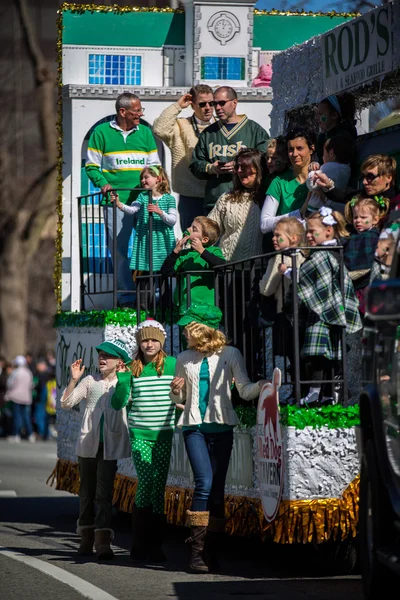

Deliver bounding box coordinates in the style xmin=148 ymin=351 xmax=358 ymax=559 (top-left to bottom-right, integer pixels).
xmin=170 ymin=302 xmax=265 ymax=574
xmin=207 ymin=148 xmax=266 ymax=262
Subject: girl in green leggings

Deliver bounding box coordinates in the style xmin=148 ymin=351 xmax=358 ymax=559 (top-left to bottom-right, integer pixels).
xmin=111 ymin=319 xmax=176 ymax=562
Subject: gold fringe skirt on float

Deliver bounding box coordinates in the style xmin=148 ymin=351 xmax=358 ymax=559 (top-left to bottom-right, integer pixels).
xmin=47 ymin=459 xmax=359 ymax=545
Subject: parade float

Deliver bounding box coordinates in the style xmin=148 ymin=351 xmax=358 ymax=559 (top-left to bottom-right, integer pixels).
xmin=50 ymin=2 xmax=398 ymax=550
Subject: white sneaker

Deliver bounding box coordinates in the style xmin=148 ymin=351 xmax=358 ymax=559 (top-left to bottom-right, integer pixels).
xmin=300 ymin=391 xmax=319 ymax=406
xmin=8 ymin=435 xmax=21 ymax=443
xmin=28 ymin=433 xmax=36 ymax=443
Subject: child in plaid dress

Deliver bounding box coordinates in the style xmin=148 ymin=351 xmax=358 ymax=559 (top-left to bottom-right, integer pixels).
xmin=343 ymin=194 xmax=390 ymax=314
xmin=298 ymin=208 xmax=362 ymax=406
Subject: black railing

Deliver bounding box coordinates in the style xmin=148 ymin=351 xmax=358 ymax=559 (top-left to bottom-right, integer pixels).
xmin=77 ymin=188 xmax=152 ymax=309
xmin=77 ymin=192 xmax=356 ymax=405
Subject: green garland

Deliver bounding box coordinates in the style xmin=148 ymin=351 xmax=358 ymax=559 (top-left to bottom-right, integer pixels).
xmin=54 ymin=309 xmax=146 ymax=328
xmin=235 ymin=404 xmax=360 ymax=430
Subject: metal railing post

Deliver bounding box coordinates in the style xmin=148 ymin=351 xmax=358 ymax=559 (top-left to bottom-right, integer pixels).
xmin=111 ymin=192 xmax=117 ymax=308
xmin=291 ymin=250 xmax=301 ymax=404
xmin=339 ymin=246 xmax=349 ymax=403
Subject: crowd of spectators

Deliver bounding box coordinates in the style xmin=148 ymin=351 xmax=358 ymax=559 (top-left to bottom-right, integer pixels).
xmin=0 ymin=351 xmax=56 ymax=442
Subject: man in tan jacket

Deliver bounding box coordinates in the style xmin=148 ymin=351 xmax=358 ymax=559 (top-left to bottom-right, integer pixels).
xmin=153 ymin=84 xmax=214 ymax=231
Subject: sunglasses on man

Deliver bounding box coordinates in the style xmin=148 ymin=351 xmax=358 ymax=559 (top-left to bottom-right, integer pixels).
xmin=362 ymin=172 xmax=381 ymax=183
xmin=197 ymin=100 xmax=232 ymax=108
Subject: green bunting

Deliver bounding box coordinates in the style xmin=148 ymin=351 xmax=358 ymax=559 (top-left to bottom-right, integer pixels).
xmin=54 ymin=309 xmax=146 ymax=328
xmin=234 ymin=404 xmax=360 ymax=430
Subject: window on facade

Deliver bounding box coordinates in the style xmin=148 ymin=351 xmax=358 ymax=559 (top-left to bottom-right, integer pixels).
xmin=88 ymin=54 xmax=142 ymax=85
xmin=201 ymin=57 xmax=245 ymax=80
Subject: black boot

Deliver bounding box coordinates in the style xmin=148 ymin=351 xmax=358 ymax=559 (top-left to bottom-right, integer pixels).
xmin=185 ymin=510 xmax=209 ymax=573
xmin=148 ymin=512 xmax=167 ymax=562
xmin=204 ymin=516 xmax=225 ymax=572
xmin=131 ymin=504 xmax=151 ymax=561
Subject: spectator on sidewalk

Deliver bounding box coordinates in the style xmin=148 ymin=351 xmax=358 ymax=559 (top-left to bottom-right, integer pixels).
xmin=153 ymin=85 xmax=215 ymax=231
xmin=5 ymin=356 xmax=34 ymax=443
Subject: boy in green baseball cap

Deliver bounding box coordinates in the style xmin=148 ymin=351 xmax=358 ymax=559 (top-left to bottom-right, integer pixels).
xmin=61 ymin=338 xmax=132 ymax=561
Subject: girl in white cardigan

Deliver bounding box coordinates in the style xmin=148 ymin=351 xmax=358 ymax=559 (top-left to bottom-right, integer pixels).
xmin=61 ymin=339 xmax=131 ymax=560
xmin=170 ymin=303 xmax=265 ymax=574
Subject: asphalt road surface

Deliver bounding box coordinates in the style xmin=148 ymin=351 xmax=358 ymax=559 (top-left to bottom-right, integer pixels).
xmin=0 ymin=439 xmax=364 ymax=600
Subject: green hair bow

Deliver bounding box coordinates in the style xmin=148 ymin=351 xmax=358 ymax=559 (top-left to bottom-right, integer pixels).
xmin=373 ymin=195 xmax=386 ymax=208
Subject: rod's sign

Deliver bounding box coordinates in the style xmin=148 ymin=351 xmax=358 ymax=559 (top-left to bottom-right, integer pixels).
xmin=256 ymin=368 xmax=284 ymax=522
xmin=322 ymin=3 xmax=392 ymax=96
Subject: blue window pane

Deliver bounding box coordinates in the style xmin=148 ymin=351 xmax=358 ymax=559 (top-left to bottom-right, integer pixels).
xmin=201 ymin=56 xmax=244 ymax=81
xmin=88 ymin=54 xmax=142 ymax=86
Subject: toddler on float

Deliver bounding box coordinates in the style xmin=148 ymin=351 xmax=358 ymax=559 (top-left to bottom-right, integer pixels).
xmin=343 ymin=194 xmax=389 ymax=314
xmin=298 ymin=208 xmax=362 ymax=406
xmin=61 ymin=339 xmax=132 ymax=560
xmin=111 ymin=319 xmax=176 ymax=563
xmin=111 ymin=165 xmax=176 ymax=273
xmin=306 ymin=135 xmax=354 ymax=214
xmin=160 ymin=216 xmax=225 ymax=317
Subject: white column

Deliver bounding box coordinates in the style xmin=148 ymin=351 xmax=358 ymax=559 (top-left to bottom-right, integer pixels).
xmin=181 ymin=0 xmax=194 ymax=86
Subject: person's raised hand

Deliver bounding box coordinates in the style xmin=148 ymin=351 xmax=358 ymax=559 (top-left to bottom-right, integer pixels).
xmin=308 ymin=161 xmax=320 ymax=172
xmin=278 ymin=263 xmax=287 ymax=275
xmin=148 ymin=202 xmax=163 ymax=216
xmin=101 ymin=184 xmax=113 ymax=197
xmin=171 ymin=377 xmax=185 ymax=395
xmin=190 ymin=237 xmax=205 ymax=255
xmin=314 ymin=172 xmax=334 ymax=190
xmin=70 ymin=359 xmax=85 ymax=382
xmin=219 ymin=161 xmax=235 ymax=174
xmin=177 ymin=93 xmax=193 ymax=109
xmin=174 ymin=235 xmax=190 ymax=254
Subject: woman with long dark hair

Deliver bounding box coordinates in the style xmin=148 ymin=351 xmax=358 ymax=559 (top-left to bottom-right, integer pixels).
xmin=207 ymin=148 xmax=267 ymax=261
xmin=260 ymin=127 xmax=317 ymax=234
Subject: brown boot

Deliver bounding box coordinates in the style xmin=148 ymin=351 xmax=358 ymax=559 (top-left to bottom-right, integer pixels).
xmin=204 ymin=516 xmax=225 ymax=572
xmin=185 ymin=510 xmax=209 ymax=573
xmin=94 ymin=528 xmax=114 ymax=560
xmin=77 ymin=526 xmax=95 ymax=556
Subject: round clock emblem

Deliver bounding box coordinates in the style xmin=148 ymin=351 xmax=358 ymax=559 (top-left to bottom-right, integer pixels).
xmin=207 ymin=11 xmax=240 ymax=46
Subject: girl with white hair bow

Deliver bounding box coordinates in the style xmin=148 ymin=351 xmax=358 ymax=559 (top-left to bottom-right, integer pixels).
xmin=296 ymin=207 xmax=362 ymax=406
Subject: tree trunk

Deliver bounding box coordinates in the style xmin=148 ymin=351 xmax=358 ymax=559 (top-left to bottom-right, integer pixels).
xmin=0 ymin=233 xmax=29 ymax=359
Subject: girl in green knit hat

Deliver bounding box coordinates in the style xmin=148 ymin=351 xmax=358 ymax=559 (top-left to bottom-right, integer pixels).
xmin=111 ymin=319 xmax=176 ymax=563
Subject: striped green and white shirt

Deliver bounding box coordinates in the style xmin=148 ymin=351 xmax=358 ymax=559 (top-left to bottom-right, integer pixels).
xmin=112 ymin=356 xmax=176 ymax=441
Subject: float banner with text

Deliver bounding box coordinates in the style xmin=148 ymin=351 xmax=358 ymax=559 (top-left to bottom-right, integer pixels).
xmin=322 ymin=3 xmax=393 ymax=96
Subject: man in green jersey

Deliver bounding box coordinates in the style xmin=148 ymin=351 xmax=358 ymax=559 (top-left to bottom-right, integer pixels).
xmin=85 ymin=93 xmax=160 ymax=307
xmin=190 ymin=86 xmax=269 ymax=212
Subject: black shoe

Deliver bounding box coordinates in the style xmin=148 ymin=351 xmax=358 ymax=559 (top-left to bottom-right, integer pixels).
xmin=147 ymin=513 xmax=167 ymax=562
xmin=130 ymin=504 xmax=151 ymax=561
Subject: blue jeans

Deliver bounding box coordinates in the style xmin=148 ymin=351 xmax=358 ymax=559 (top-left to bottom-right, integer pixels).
xmin=104 ymin=206 xmax=136 ymax=304
xmin=12 ymin=403 xmax=33 ymax=437
xmin=179 ymin=195 xmax=205 ymax=232
xmin=34 ymin=395 xmax=48 ymax=439
xmin=183 ymin=428 xmax=233 ymax=518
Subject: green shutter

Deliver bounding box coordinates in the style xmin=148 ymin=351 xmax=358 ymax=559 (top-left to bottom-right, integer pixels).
xmin=240 ymin=58 xmax=245 ymax=80
xmin=201 ymin=57 xmax=205 ymax=79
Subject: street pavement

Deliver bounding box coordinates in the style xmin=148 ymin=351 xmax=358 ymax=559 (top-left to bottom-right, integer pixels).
xmin=0 ymin=439 xmax=364 ymax=600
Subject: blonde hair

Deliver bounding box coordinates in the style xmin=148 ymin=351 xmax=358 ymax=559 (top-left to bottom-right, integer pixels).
xmin=140 ymin=166 xmax=171 ymax=195
xmin=131 ymin=348 xmax=167 ymax=378
xmin=193 ymin=216 xmax=220 ymax=245
xmin=185 ymin=322 xmax=227 ymax=354
xmin=344 ymin=193 xmax=390 ymax=224
xmin=361 ymin=154 xmax=397 ymax=179
xmin=306 ymin=210 xmax=349 ymax=239
xmin=274 ymin=217 xmax=306 ymax=246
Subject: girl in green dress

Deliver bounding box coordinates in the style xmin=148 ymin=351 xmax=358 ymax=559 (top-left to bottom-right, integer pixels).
xmin=111 ymin=166 xmax=176 ymax=272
